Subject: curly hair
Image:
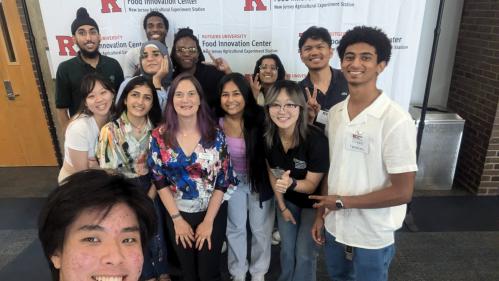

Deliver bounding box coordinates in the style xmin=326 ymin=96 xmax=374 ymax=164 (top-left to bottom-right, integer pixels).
xmin=337 ymin=26 xmax=392 ymax=64
xmin=143 ymin=11 xmax=169 ymax=32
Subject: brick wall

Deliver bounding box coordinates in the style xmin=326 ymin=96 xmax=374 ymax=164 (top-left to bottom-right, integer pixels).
xmin=447 ymin=0 xmax=499 ymax=195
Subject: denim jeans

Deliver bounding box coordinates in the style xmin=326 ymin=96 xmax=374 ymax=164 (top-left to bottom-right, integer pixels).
xmin=226 ymin=175 xmax=275 ymax=280
xmin=276 ymin=200 xmax=318 ymax=281
xmin=324 ymin=231 xmax=395 ymax=281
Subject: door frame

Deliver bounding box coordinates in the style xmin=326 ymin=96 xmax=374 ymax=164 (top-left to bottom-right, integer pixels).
xmin=18 ymin=0 xmax=62 ymax=166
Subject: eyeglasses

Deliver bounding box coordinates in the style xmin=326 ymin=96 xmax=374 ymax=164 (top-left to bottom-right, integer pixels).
xmin=259 ymin=64 xmax=278 ymax=72
xmin=140 ymin=50 xmax=162 ymax=59
xmin=176 ymin=47 xmax=198 ymax=54
xmin=268 ymin=103 xmax=300 ymax=111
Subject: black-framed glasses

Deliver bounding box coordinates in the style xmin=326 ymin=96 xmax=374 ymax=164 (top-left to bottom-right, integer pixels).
xmin=176 ymin=47 xmax=198 ymax=54
xmin=268 ymin=103 xmax=300 ymax=111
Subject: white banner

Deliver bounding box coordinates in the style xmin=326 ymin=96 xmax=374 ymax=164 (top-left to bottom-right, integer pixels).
xmin=39 ymin=0 xmax=427 ymax=109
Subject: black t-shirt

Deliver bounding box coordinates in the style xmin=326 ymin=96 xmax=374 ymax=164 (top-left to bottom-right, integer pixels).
xmin=173 ymin=63 xmax=225 ymax=112
xmin=265 ymin=126 xmax=329 ymax=208
xmin=55 ymin=53 xmax=124 ymax=116
xmin=299 ymin=67 xmax=349 ymax=130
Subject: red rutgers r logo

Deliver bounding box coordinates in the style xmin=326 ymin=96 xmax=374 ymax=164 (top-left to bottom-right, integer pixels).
xmin=244 ymin=0 xmax=267 ymax=11
xmin=56 ymin=36 xmax=76 ymax=56
xmin=101 ymin=0 xmax=122 ymax=13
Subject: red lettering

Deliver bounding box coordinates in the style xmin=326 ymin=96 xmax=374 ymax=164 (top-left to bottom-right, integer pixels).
xmin=56 ymin=36 xmax=76 ymax=56
xmin=244 ymin=0 xmax=267 ymax=11
xmin=101 ymin=0 xmax=122 ymax=13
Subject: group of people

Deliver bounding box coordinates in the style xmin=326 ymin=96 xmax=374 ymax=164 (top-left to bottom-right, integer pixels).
xmin=40 ymin=6 xmax=417 ymax=281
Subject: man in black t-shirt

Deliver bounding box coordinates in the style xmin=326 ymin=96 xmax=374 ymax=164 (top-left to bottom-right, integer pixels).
xmin=298 ymin=26 xmax=348 ymax=130
xmin=55 ymin=7 xmax=123 ymax=129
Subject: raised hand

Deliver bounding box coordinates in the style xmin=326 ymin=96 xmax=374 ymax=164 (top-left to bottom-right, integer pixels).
xmin=203 ymin=50 xmax=232 ymax=74
xmin=153 ymin=55 xmax=169 ymax=88
xmin=248 ymin=74 xmax=261 ymax=101
xmin=305 ymin=86 xmax=321 ymax=123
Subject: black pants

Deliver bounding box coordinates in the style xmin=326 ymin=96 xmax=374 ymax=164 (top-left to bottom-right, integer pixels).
xmin=165 ymin=201 xmax=228 ymax=281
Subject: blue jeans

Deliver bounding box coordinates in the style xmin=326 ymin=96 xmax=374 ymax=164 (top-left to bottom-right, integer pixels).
xmin=276 ymin=200 xmax=318 ymax=281
xmin=324 ymin=231 xmax=395 ymax=281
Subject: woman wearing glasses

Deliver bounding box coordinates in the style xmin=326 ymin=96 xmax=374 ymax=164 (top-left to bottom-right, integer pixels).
xmin=264 ymin=80 xmax=329 ymax=281
xmin=250 ymin=54 xmax=286 ymax=106
xmin=148 ymin=73 xmax=238 ymax=281
xmin=170 ymin=28 xmax=231 ymax=112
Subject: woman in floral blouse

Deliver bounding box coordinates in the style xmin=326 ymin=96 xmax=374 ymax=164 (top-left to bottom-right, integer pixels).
xmin=96 ymin=76 xmax=169 ymax=281
xmin=148 ymin=72 xmax=238 ymax=281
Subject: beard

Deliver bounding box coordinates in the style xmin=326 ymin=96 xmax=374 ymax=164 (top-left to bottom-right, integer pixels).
xmin=77 ymin=41 xmax=100 ymax=59
xmin=79 ymin=47 xmax=99 ymax=59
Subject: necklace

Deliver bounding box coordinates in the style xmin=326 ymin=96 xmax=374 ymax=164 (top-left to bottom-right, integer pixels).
xmin=129 ymin=118 xmax=147 ymax=131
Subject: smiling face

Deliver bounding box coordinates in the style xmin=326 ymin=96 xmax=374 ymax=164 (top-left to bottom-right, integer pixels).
xmin=221 ymin=81 xmax=245 ymax=117
xmin=299 ymin=38 xmax=333 ymax=71
xmin=50 ymin=203 xmax=143 ymax=281
xmin=173 ymin=79 xmax=200 ymax=119
xmin=125 ymin=85 xmax=153 ymax=119
xmin=145 ymin=16 xmax=167 ymax=42
xmin=140 ymin=45 xmax=163 ymax=75
xmin=258 ymin=58 xmax=278 ymax=85
xmin=174 ymin=37 xmax=199 ymax=71
xmin=73 ymin=25 xmax=101 ymax=58
xmin=268 ymin=90 xmax=300 ymax=133
xmin=341 ymin=42 xmax=386 ymax=87
xmin=85 ymin=81 xmax=114 ymax=118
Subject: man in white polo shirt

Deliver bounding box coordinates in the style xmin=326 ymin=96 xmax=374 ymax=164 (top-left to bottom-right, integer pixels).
xmin=309 ymin=26 xmax=417 ymax=281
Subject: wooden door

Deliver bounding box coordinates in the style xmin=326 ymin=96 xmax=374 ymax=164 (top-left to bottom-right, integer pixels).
xmin=0 ymin=0 xmax=56 ymax=166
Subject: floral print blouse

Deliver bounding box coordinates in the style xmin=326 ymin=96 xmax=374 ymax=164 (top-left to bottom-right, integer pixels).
xmin=148 ymin=126 xmax=238 ymax=213
xmin=96 ymin=112 xmax=152 ymax=178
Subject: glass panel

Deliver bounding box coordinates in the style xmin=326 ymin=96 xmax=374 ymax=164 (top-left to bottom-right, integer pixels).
xmin=0 ymin=2 xmax=17 ymax=62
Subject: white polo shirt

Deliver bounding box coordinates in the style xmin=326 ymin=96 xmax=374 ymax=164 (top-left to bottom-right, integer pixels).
xmin=324 ymin=92 xmax=418 ymax=249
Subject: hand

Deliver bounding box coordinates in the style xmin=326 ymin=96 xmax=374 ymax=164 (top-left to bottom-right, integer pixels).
xmin=173 ymin=217 xmax=195 ymax=249
xmin=275 ymin=170 xmax=292 ymax=193
xmin=281 ymin=208 xmax=296 ymax=224
xmin=309 ymin=195 xmax=339 ymax=210
xmin=195 ymin=220 xmax=213 ymax=250
xmin=248 ymin=74 xmax=261 ymax=101
xmin=203 ymin=50 xmax=232 ymax=74
xmin=153 ymin=55 xmax=169 ymax=88
xmin=311 ymin=215 xmax=325 ymax=245
xmin=305 ymin=87 xmax=321 ymax=123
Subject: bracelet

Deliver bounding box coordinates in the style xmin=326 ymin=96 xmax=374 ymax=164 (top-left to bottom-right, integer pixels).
xmin=280 ymin=207 xmax=288 ymax=213
xmin=171 ymin=212 xmax=181 ymax=220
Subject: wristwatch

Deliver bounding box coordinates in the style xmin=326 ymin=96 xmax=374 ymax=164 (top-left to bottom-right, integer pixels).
xmin=335 ymin=196 xmax=344 ymax=209
xmin=288 ymin=177 xmax=297 ymax=192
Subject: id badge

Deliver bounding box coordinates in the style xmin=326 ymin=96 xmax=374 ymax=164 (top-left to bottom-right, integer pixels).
xmin=345 ymin=131 xmax=369 ymax=154
xmin=316 ymin=110 xmax=329 ymax=125
xmin=198 ymin=152 xmax=214 ymax=161
xmin=270 ymin=168 xmax=285 ymax=179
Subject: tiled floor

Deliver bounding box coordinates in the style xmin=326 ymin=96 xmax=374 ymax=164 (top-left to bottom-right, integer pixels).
xmin=0 ymin=167 xmax=498 ymax=281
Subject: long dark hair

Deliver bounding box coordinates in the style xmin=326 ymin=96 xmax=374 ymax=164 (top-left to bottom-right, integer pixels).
xmin=264 ymin=80 xmax=308 ymax=149
xmin=74 ymin=73 xmax=115 ymax=119
xmin=162 ymin=72 xmax=216 ymax=147
xmin=217 ymin=73 xmax=268 ymax=192
xmin=114 ymin=76 xmax=162 ymax=126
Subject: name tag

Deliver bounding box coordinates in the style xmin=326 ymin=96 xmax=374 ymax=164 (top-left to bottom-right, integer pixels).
xmin=198 ymin=152 xmax=214 ymax=161
xmin=316 ymin=110 xmax=329 ymax=125
xmin=345 ymin=131 xmax=369 ymax=154
xmin=270 ymin=168 xmax=285 ymax=179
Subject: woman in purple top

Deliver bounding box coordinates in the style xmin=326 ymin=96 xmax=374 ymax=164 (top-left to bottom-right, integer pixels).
xmin=216 ymin=73 xmax=274 ymax=281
